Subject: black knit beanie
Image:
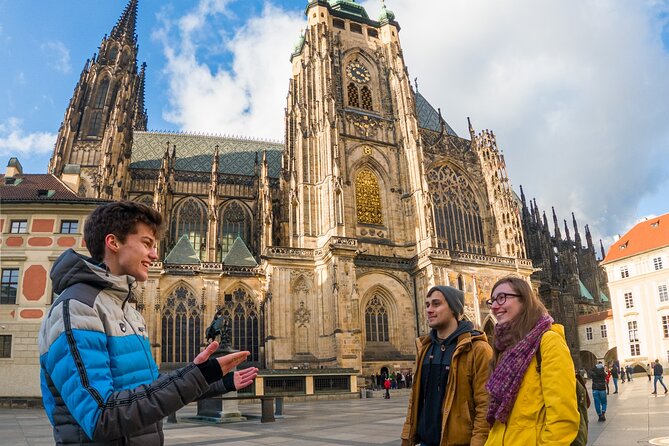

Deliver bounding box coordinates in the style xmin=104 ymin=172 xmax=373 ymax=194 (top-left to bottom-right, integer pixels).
xmin=426 ymin=285 xmax=464 ymax=319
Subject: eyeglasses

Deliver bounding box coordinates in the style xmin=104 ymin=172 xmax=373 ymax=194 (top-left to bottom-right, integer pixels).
xmin=486 ymin=292 xmax=521 ymax=307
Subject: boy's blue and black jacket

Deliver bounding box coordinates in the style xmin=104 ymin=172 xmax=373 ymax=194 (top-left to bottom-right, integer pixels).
xmin=39 ymin=249 xmax=233 ymax=445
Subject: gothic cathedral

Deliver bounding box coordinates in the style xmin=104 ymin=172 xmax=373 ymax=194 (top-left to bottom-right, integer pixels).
xmin=46 ymin=0 xmax=605 ymax=375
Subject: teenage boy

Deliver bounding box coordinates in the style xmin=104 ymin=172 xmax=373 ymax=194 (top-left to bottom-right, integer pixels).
xmin=39 ymin=201 xmax=258 ymax=445
xmin=401 ymin=285 xmax=492 ymax=446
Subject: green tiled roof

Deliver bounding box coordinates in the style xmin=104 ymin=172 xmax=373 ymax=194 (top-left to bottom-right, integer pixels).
xmin=328 ymin=0 xmax=369 ymax=20
xmin=579 ymin=279 xmax=594 ymax=301
xmin=164 ymin=235 xmax=200 ymax=264
xmin=223 ymin=237 xmax=258 ymax=267
xmin=415 ymin=92 xmax=458 ymax=136
xmin=130 ymin=131 xmax=284 ymax=178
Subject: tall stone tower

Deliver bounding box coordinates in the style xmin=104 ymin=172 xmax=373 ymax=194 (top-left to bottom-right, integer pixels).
xmin=49 ymin=0 xmax=147 ymax=200
xmin=282 ymin=0 xmax=429 ymax=250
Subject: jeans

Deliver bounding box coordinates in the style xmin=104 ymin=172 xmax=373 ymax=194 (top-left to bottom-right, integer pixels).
xmin=612 ymin=378 xmax=618 ymax=392
xmin=654 ymin=375 xmax=668 ymax=393
xmin=592 ymin=389 xmax=607 ymax=415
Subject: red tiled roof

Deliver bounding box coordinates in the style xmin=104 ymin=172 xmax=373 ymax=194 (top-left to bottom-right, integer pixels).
xmin=577 ymin=309 xmax=612 ymax=325
xmin=603 ymin=212 xmax=669 ymax=263
xmin=0 ymin=174 xmax=83 ymax=201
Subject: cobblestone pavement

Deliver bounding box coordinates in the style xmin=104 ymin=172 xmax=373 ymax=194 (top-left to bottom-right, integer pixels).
xmin=1 ymin=379 xmax=667 ymax=445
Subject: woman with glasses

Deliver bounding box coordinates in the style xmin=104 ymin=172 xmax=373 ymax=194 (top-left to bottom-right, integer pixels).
xmin=484 ymin=276 xmax=579 ymax=446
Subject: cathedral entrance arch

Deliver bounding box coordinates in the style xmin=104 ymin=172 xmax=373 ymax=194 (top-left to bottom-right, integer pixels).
xmin=358 ymin=273 xmax=415 ymax=362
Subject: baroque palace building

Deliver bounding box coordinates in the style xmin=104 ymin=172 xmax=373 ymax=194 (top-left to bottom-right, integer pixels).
xmin=1 ymin=0 xmax=609 ymax=397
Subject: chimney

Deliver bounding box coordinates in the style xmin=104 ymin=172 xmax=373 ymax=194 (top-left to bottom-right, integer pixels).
xmin=5 ymin=157 xmax=23 ymax=177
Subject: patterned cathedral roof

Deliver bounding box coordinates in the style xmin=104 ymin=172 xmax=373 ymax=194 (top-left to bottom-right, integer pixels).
xmin=415 ymin=92 xmax=458 ymax=137
xmin=130 ymin=131 xmax=284 ymax=178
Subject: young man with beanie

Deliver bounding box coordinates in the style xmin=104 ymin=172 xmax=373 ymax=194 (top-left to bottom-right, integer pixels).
xmin=38 ymin=201 xmax=258 ymax=445
xmin=401 ymin=285 xmax=493 ymax=446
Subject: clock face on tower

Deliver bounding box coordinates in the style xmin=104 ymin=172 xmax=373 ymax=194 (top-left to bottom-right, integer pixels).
xmin=346 ymin=61 xmax=371 ymax=83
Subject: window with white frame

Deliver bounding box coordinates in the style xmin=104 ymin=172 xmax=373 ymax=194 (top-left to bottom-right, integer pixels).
xmin=628 ymin=320 xmax=640 ymax=356
xmin=9 ymin=220 xmax=27 ymax=233
xmin=620 ymin=265 xmax=629 ymax=278
xmin=624 ymin=292 xmax=634 ymax=309
xmin=660 ymin=284 xmax=669 ymax=303
xmin=654 ymin=257 xmax=664 ymax=270
xmin=585 ymin=327 xmax=593 ymax=340
xmin=663 ymin=315 xmax=669 ymax=338
xmin=600 ymin=324 xmax=607 ymax=338
xmin=60 ymin=220 xmax=79 ymax=234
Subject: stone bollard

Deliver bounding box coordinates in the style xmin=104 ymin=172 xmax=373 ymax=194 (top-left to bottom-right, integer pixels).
xmin=275 ymin=397 xmax=284 ymax=416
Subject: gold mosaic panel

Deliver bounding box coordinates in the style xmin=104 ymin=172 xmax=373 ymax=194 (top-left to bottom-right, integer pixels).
xmin=355 ymin=168 xmax=383 ymax=225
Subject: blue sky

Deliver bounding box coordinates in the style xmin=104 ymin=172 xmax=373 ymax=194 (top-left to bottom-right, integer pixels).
xmin=1 ymin=0 xmax=669 ymax=248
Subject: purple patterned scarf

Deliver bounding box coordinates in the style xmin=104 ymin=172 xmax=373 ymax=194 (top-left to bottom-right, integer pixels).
xmin=486 ymin=313 xmax=554 ymax=425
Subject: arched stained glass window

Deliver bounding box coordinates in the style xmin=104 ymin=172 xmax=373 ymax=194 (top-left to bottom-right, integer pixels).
xmin=218 ymin=201 xmax=252 ymax=261
xmin=355 ymin=168 xmax=383 ymax=225
xmin=108 ymin=46 xmax=118 ymax=63
xmin=171 ymin=197 xmax=207 ymax=256
xmin=219 ymin=288 xmax=260 ymax=362
xmin=427 ymin=164 xmax=486 ymax=254
xmin=347 ymin=83 xmax=359 ymax=108
xmin=87 ymin=111 xmax=103 ymax=137
xmin=93 ymin=78 xmax=110 ymax=109
xmin=161 ymin=285 xmax=201 ymax=363
xmin=365 ymin=296 xmax=389 ymax=342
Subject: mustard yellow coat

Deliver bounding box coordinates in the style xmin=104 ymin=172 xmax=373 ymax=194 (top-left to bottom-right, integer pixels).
xmin=485 ymin=324 xmax=579 ymax=446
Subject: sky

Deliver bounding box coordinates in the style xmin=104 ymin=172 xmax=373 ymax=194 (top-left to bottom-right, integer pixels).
xmin=0 ymin=0 xmax=668 ymax=251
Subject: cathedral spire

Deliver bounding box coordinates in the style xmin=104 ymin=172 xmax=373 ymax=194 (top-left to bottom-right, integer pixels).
xmin=572 ymin=212 xmax=582 ymax=248
xmin=134 ymin=62 xmax=148 ymax=130
xmin=111 ymin=0 xmax=139 ymax=46
xmin=552 ymin=207 xmax=561 ymax=240
xmin=585 ymin=224 xmax=594 ymax=252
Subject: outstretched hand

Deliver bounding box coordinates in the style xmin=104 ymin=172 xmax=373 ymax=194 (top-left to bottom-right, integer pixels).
xmin=193 ymin=341 xmax=251 ymax=374
xmin=234 ymin=367 xmax=259 ymax=390
xmin=194 ymin=342 xmax=258 ymax=390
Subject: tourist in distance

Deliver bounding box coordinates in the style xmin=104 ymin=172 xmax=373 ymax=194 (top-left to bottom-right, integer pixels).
xmin=651 ymin=359 xmax=668 ymax=395
xmin=484 ymin=276 xmax=579 ymax=445
xmin=401 ymin=285 xmax=492 ymax=446
xmin=38 ymin=201 xmax=258 ymax=445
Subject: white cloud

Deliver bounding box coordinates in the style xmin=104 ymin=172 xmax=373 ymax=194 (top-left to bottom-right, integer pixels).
xmin=154 ymin=0 xmax=304 ymax=139
xmin=41 ymin=40 xmax=71 ymax=74
xmin=0 ymin=117 xmax=56 ymax=156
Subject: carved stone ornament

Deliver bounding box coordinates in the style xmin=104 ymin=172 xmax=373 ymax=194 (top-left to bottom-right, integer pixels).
xmin=294 ymin=301 xmax=311 ymax=326
xmin=346 ymin=113 xmax=382 ymax=138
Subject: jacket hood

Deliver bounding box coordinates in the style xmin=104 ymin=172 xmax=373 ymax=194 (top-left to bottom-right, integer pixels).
xmin=429 ymin=320 xmax=475 ymax=345
xmin=51 ymin=249 xmax=134 ymax=295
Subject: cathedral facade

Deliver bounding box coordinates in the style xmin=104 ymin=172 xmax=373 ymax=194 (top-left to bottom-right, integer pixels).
xmin=40 ymin=0 xmax=609 ymax=380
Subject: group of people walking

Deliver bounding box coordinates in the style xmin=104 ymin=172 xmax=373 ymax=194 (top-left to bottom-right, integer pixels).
xmin=402 ymin=276 xmax=582 ymax=446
